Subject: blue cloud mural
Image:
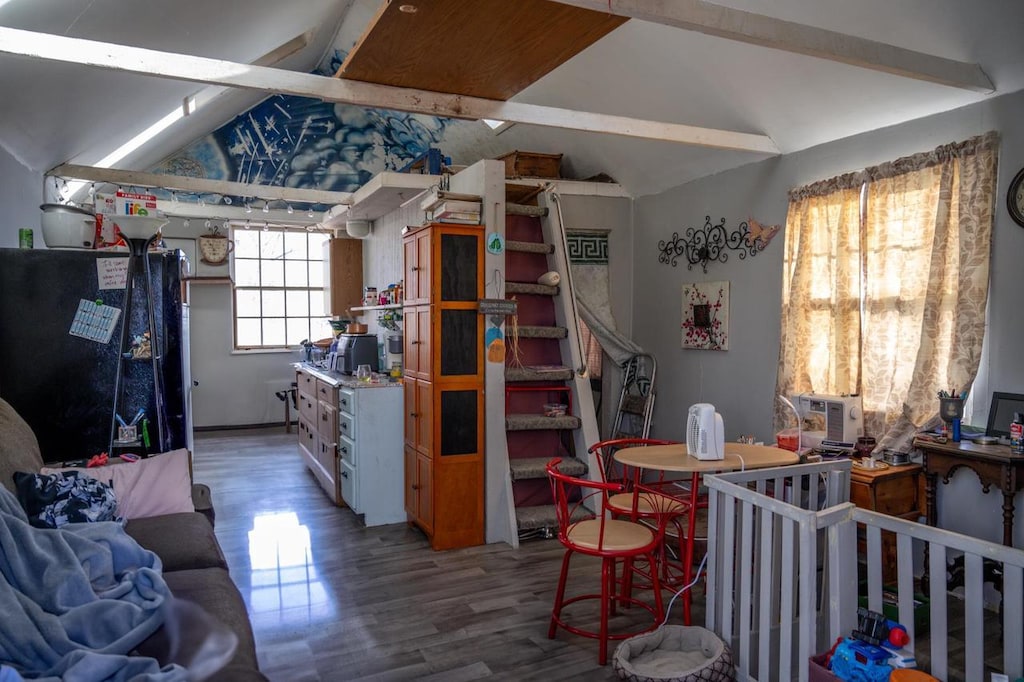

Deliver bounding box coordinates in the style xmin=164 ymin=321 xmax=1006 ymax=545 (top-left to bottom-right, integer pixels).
xmin=153 ymin=50 xmax=454 ymax=206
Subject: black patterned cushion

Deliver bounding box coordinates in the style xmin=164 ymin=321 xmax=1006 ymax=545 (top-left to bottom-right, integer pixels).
xmin=13 ymin=470 xmax=119 ymax=528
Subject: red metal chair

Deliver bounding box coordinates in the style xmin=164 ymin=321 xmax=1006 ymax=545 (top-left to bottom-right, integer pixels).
xmin=588 ymin=438 xmax=691 ymax=590
xmin=546 ymin=457 xmax=666 ymax=665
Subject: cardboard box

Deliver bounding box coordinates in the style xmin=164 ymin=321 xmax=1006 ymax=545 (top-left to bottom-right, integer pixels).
xmin=94 ymin=191 xmax=160 ymax=248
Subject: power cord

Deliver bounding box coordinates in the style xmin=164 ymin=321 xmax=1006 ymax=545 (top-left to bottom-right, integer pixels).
xmin=659 ymin=551 xmax=709 ymax=626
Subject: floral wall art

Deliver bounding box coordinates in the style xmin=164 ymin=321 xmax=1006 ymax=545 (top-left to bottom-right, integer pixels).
xmin=681 ymin=281 xmax=729 ymax=350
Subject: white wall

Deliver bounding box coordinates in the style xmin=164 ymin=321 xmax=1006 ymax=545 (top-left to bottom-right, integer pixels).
xmin=632 ymin=88 xmax=1024 ymax=545
xmin=0 ymin=146 xmax=43 ymax=248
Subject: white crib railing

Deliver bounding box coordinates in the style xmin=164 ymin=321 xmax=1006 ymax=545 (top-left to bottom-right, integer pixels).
xmin=704 ymin=459 xmax=1024 ymax=682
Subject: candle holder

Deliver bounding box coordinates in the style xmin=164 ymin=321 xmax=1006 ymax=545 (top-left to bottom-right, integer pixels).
xmin=939 ymin=397 xmax=964 ymax=442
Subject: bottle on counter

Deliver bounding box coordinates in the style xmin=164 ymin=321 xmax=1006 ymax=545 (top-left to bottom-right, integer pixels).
xmin=1011 ymin=412 xmax=1024 ymax=454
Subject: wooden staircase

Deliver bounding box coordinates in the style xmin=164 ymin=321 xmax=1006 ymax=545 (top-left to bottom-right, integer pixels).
xmin=503 ymin=192 xmax=597 ymax=539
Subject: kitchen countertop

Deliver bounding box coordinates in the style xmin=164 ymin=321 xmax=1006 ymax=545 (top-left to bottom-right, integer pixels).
xmin=292 ymin=362 xmax=402 ymax=389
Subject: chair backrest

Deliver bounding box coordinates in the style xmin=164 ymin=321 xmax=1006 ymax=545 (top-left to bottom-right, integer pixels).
xmin=546 ymin=457 xmax=622 ymax=543
xmin=587 ymin=438 xmax=676 ymax=485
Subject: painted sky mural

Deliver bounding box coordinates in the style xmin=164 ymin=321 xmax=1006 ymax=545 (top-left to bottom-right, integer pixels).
xmin=153 ymin=51 xmax=454 ymax=206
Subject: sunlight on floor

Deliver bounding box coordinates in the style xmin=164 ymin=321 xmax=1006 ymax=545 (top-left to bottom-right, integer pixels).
xmin=246 ymin=511 xmax=335 ymax=625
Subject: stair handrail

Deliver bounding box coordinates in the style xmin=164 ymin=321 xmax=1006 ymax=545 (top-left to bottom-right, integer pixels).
xmin=547 ymin=189 xmax=587 ymax=376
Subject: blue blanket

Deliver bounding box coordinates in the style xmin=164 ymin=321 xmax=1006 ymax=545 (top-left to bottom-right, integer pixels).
xmin=0 ymin=485 xmax=188 ymax=681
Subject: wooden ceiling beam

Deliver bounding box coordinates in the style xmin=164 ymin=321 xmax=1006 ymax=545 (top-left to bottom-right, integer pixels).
xmin=0 ymin=27 xmax=778 ymax=154
xmin=550 ymin=0 xmax=994 ymax=93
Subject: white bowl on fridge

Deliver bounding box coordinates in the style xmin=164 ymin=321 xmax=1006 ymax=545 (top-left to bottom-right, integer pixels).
xmin=39 ymin=203 xmax=97 ymax=249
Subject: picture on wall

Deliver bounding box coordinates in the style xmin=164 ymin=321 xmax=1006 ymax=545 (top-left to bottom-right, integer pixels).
xmin=682 ymin=281 xmax=729 ymax=350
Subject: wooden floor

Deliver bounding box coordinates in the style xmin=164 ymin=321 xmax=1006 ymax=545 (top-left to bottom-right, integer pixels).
xmin=193 ymin=427 xmax=692 ymax=681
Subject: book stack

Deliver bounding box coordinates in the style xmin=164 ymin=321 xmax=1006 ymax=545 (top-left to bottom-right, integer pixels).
xmin=421 ymin=191 xmax=482 ymax=225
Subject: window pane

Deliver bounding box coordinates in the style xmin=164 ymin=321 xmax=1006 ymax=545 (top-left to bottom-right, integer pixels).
xmin=285 ymin=260 xmax=308 ymax=287
xmin=309 ymin=233 xmax=328 ymax=260
xmin=308 ymin=261 xmax=324 ymax=288
xmin=286 ymin=290 xmax=309 ymax=316
xmin=236 ymin=288 xmax=262 ymax=317
xmin=262 ymin=318 xmax=286 ymax=346
xmin=261 ymin=232 xmax=284 ymax=260
xmin=235 ymin=259 xmax=261 ymax=287
xmin=262 ymin=290 xmax=285 ymax=316
xmin=261 ymin=259 xmax=284 ymax=286
xmin=287 ymin=318 xmax=310 ymax=345
xmin=284 ymin=231 xmax=307 ymax=260
xmin=237 ymin=318 xmax=262 ymax=346
xmin=310 ymin=318 xmax=332 ymax=341
xmin=234 ymin=230 xmax=261 ymax=258
xmin=309 ymin=292 xmax=326 ymax=318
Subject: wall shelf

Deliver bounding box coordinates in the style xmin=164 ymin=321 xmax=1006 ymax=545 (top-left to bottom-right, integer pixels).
xmin=349 ymin=304 xmax=403 ymax=312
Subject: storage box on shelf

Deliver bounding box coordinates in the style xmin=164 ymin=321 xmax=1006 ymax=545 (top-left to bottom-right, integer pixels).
xmin=402 ymin=222 xmax=485 ymax=550
xmin=496 ymin=150 xmax=562 ymax=179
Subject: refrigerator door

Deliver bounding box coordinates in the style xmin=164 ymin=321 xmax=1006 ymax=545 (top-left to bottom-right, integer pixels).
xmin=0 ymin=248 xmax=188 ymax=462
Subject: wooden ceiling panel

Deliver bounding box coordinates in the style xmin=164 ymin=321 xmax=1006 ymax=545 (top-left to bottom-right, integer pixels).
xmin=336 ymin=0 xmax=627 ymax=101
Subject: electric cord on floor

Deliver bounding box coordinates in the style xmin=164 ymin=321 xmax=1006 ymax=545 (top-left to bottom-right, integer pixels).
xmin=658 ymin=551 xmax=709 ymax=627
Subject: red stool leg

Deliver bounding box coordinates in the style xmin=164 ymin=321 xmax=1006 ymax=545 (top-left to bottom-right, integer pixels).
xmin=549 ymin=548 xmax=573 ymax=639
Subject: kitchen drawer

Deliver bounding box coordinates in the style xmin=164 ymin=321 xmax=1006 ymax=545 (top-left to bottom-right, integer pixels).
xmin=298 ymin=390 xmax=317 ymax=423
xmin=318 ymin=399 xmax=338 ymax=443
xmin=316 ymin=379 xmax=336 ymax=406
xmin=338 ymin=387 xmax=356 ymax=415
xmin=338 ymin=410 xmax=355 ymax=441
xmin=297 ymin=414 xmax=316 ymax=456
xmin=297 ymin=371 xmax=316 ymax=394
xmin=339 ymin=458 xmax=357 ymax=510
xmin=339 ymin=434 xmax=357 ymax=466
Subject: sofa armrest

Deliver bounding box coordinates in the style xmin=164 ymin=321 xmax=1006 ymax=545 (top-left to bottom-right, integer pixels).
xmin=191 ymin=483 xmax=215 ymax=527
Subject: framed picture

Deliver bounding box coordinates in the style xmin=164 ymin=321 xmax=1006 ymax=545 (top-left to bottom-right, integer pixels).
xmin=682 ymin=281 xmax=729 ymax=350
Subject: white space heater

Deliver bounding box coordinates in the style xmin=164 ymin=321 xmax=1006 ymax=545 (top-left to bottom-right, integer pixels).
xmin=687 ymin=403 xmax=725 ymax=460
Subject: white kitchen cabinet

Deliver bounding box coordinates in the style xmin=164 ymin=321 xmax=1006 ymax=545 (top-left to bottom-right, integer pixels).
xmin=337 ymin=384 xmax=405 ymax=526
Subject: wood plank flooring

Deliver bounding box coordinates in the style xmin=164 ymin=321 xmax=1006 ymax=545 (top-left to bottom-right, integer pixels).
xmin=192 ymin=428 xmax=691 ymax=681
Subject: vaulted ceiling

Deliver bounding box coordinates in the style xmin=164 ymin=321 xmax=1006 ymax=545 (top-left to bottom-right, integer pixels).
xmin=1 ymin=0 xmax=1022 ymax=202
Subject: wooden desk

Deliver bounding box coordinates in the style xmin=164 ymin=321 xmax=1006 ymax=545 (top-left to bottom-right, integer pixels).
xmin=614 ymin=443 xmax=799 ymax=622
xmin=913 ymin=437 xmax=1023 ymax=546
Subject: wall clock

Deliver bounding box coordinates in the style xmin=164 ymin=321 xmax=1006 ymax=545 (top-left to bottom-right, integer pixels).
xmin=1008 ymin=166 xmax=1024 ymax=228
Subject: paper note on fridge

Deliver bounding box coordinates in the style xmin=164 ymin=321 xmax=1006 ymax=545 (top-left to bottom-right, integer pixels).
xmin=97 ymin=258 xmax=129 ymax=289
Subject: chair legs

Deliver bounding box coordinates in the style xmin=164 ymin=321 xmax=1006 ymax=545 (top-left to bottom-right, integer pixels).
xmin=548 ymin=548 xmax=665 ymax=665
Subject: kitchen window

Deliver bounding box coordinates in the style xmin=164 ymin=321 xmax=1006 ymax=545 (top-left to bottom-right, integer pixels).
xmin=232 ymin=227 xmax=332 ymax=350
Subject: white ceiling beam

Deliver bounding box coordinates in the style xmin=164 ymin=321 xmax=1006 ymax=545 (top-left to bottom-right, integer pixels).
xmin=50 ymin=163 xmax=353 ymax=206
xmin=551 ymin=0 xmax=994 ymax=93
xmin=0 ymin=27 xmax=778 ymax=154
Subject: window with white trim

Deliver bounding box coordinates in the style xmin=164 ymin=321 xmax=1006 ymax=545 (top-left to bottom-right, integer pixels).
xmin=232 ymin=227 xmax=332 ymax=349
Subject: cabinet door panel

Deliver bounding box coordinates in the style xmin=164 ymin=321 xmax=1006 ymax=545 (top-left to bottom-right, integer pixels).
xmin=415 ymin=231 xmax=431 ymax=303
xmin=403 ymin=379 xmax=417 ymax=450
xmin=439 ymin=234 xmax=478 ymax=301
xmin=403 ymin=307 xmax=419 ymax=375
xmin=404 ymin=237 xmax=420 ymax=303
xmin=404 ymin=445 xmax=417 ymax=517
xmin=439 ymin=389 xmax=478 ymax=456
xmin=417 ymin=452 xmax=433 ymax=530
xmin=416 ymin=307 xmax=432 ymax=378
xmin=440 ymin=309 xmax=478 ymax=377
xmin=416 ymin=379 xmax=433 ymax=458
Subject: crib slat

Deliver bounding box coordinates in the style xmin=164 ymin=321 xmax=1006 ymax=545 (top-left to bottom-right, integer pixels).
xmin=928 ymin=543 xmax=948 ymax=681
xmin=739 ymin=500 xmax=754 ymax=677
xmin=1004 ymin=564 xmax=1023 ymax=677
xmin=706 ymin=489 xmax=720 ymax=633
xmin=866 ymin=524 xmax=882 ymax=612
xmin=965 ymin=554 xmax=984 ymax=680
xmin=828 ymin=516 xmax=858 ymax=644
xmin=779 ymin=517 xmax=795 ymax=681
xmin=721 ymin=494 xmax=737 ymax=644
xmin=758 ymin=507 xmax=775 ymax=681
xmin=798 ymin=520 xmax=816 ymax=682
xmin=896 ymin=533 xmax=915 ymax=644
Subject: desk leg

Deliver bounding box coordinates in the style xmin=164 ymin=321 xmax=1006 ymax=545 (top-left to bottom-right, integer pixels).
xmin=925 ymin=471 xmax=937 ymax=528
xmin=1002 ymin=490 xmax=1015 ymax=547
xmin=682 ymin=472 xmax=700 ymax=626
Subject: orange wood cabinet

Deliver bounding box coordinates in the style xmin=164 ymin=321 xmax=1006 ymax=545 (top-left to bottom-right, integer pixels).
xmin=324 ymin=238 xmax=363 ymax=317
xmin=402 ymin=223 xmax=484 ymax=550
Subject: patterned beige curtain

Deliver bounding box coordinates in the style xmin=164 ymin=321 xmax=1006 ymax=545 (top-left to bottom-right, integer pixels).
xmin=774 ymin=176 xmax=863 ymax=430
xmin=862 ymin=132 xmax=998 ymax=451
xmin=776 ymin=132 xmax=999 ymax=451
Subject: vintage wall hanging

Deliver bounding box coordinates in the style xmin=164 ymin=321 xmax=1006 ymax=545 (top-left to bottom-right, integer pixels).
xmin=658 ymin=216 xmax=779 ymax=273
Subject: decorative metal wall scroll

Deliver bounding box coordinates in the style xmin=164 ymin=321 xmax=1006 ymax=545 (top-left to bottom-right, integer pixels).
xmin=658 ymin=216 xmax=780 ymax=273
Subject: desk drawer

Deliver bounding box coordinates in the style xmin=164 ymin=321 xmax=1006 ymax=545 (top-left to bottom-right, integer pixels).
xmin=297 ymin=371 xmax=316 ymax=394
xmin=339 ymin=410 xmax=355 ymax=441
xmin=318 ymin=399 xmax=338 ymax=443
xmin=339 ymin=434 xmax=357 ymax=466
xmin=316 ymin=379 xmax=336 ymax=406
xmin=338 ymin=387 xmax=356 ymax=415
xmin=298 ymin=390 xmax=317 ymax=423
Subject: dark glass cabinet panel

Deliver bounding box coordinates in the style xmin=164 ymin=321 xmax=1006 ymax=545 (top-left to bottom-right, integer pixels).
xmin=439 ymin=234 xmax=478 ymax=301
xmin=440 ymin=390 xmax=478 ymax=456
xmin=440 ymin=310 xmax=478 ymax=376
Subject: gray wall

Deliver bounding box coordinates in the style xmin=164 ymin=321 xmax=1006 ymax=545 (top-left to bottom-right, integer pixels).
xmin=0 ymin=146 xmax=43 ymax=248
xmin=632 ymin=88 xmax=1024 ymax=545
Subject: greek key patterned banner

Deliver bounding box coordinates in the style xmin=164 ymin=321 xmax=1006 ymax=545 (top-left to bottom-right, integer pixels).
xmin=567 ymin=233 xmax=608 ymax=264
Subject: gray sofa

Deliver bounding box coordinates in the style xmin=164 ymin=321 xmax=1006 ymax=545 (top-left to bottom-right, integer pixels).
xmin=0 ymin=397 xmax=266 ymax=681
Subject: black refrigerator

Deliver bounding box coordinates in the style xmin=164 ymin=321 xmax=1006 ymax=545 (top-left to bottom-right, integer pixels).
xmin=0 ymin=248 xmax=191 ymax=463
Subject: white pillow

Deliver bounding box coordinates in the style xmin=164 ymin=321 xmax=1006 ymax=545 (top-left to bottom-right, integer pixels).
xmin=42 ymin=449 xmax=194 ymax=519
